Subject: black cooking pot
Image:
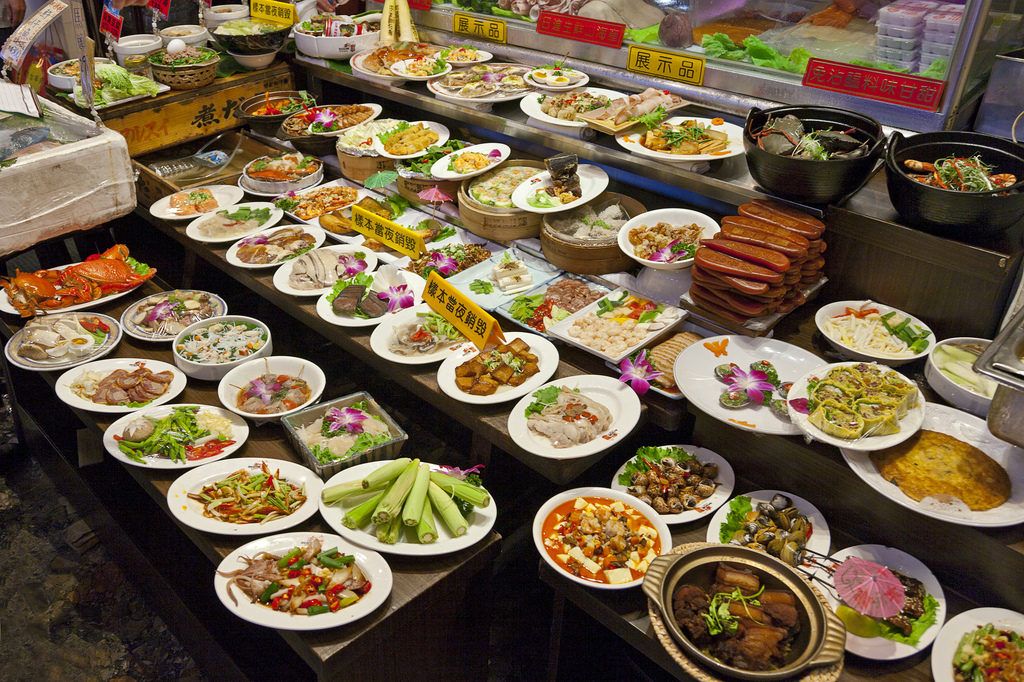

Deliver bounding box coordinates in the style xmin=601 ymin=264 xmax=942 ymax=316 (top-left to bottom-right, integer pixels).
xmin=744 ymin=105 xmax=884 ymax=205
xmin=885 ymin=130 xmax=1024 ymax=238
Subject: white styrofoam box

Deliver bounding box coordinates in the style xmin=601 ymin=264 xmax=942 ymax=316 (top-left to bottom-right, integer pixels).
xmin=877 ymin=34 xmax=922 ymax=50
xmin=877 ymin=22 xmax=923 ymax=38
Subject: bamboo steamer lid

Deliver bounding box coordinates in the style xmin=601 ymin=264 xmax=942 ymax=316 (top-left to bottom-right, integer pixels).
xmin=338 ymin=150 xmax=393 ymax=184
xmin=458 ymin=159 xmax=546 ymax=240
xmin=541 ymin=192 xmax=645 ymax=275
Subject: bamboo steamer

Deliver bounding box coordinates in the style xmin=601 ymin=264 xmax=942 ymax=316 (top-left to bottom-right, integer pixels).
xmin=541 ymin=192 xmax=646 ymax=275
xmin=338 ymin=151 xmax=393 ymax=183
xmin=397 ymin=176 xmax=460 ymax=205
xmin=458 ymin=159 xmax=545 ymax=241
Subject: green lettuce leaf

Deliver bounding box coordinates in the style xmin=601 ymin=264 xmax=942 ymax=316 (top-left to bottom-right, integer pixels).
xmin=624 ymin=23 xmax=661 ymax=45
xmin=877 ymin=593 xmax=940 ymax=646
xmin=702 ymin=33 xmax=745 ymax=61
xmin=719 ymin=495 xmax=752 ymax=543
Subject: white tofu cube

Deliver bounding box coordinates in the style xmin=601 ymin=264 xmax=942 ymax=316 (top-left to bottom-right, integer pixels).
xmin=573 ymin=498 xmax=587 ymax=510
xmin=610 ymin=500 xmax=625 ymax=513
xmin=604 ymin=568 xmax=633 ymax=584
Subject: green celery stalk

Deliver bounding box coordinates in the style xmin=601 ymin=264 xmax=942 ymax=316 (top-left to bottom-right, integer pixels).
xmin=361 ymin=457 xmax=412 ymax=489
xmin=342 ymin=491 xmax=385 ymax=530
xmin=429 ymin=471 xmax=490 ymax=508
xmin=401 ymin=463 xmax=431 ymax=527
xmin=376 ymin=515 xmax=402 ymax=544
xmin=322 ymin=479 xmax=385 ymax=506
xmin=416 ymin=499 xmax=437 ymax=544
xmin=427 ymin=481 xmax=467 ymax=537
xmin=371 ymin=459 xmax=420 ymax=525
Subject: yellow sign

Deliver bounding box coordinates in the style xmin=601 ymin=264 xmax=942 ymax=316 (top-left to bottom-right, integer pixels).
xmin=350 ymin=206 xmax=427 ymax=259
xmin=423 ymin=271 xmax=503 ymax=351
xmin=250 ymin=0 xmax=295 ymax=26
xmin=452 ymin=12 xmax=506 ymax=44
xmin=626 ymin=45 xmax=705 ymax=86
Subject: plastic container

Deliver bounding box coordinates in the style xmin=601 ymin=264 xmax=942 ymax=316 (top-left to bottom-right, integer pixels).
xmin=876 ymin=22 xmax=923 ymax=39
xmin=112 ymin=34 xmax=162 ymax=66
xmin=893 ymin=0 xmax=940 ymax=9
xmin=922 ymin=40 xmax=954 ymax=57
xmin=925 ymin=11 xmax=962 ymax=32
xmin=203 ymin=3 xmax=248 ymax=30
xmin=158 ymin=25 xmax=209 ymax=47
xmin=878 ymin=4 xmax=928 ymax=26
xmin=876 ymin=45 xmax=920 ymax=62
xmin=924 ymin=28 xmax=958 ymax=44
xmin=876 ymin=34 xmax=921 ymax=50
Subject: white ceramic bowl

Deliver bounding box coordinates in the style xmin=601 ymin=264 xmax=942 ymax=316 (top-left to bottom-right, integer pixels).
xmin=203 ymin=4 xmax=249 ymax=30
xmin=47 ymin=58 xmax=114 ymax=91
xmin=173 ymin=315 xmax=273 ymax=381
xmin=925 ymin=337 xmax=994 ymax=418
xmin=218 ymin=355 xmax=326 ymax=423
xmin=112 ymin=34 xmax=163 ymax=65
xmin=159 ymin=25 xmax=209 ymax=47
xmin=617 ymin=208 xmax=719 ymax=271
xmin=814 ymin=300 xmax=935 ymax=366
xmin=294 ymin=28 xmax=379 ymax=61
xmin=228 ymin=50 xmax=277 ymax=70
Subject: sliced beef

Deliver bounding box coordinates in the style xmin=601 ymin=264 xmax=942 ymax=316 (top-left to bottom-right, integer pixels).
xmin=332 ymin=285 xmax=365 ymax=316
xmin=358 ymin=292 xmax=388 ymax=318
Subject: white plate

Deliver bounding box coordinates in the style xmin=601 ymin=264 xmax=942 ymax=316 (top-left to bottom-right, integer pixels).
xmin=83 ymin=83 xmax=170 ymax=110
xmin=389 ymin=57 xmax=452 ymax=80
xmin=238 ymin=175 xmax=317 ymax=199
xmin=372 ymin=121 xmax=450 ymax=160
xmin=184 ymin=202 xmax=283 ymax=244
xmin=103 ymin=403 xmax=248 ymax=468
xmin=0 ymin=260 xmax=151 ymax=316
xmin=350 ymin=48 xmax=412 ymax=84
xmin=119 ymin=290 xmax=228 ymax=343
xmin=813 ymin=544 xmax=945 ymax=660
xmin=149 ymin=185 xmax=245 ymax=221
xmin=787 ymin=361 xmax=926 ymax=451
xmin=368 ymin=303 xmax=472 ymax=365
xmin=840 ymin=402 xmax=1024 ymax=527
xmin=5 ymin=312 xmax=122 ymax=372
xmin=272 ymin=245 xmax=379 ymax=298
xmin=224 ymin=225 xmax=327 ymax=270
xmin=318 ymin=460 xmax=497 ymax=556
xmin=429 ymin=143 xmax=511 ymax=181
xmin=518 ymin=87 xmax=626 ymax=128
xmin=315 ymin=270 xmax=426 ymax=328
xmin=47 ymin=58 xmax=114 ymax=91
xmin=615 ymin=116 xmax=745 ymax=163
xmin=214 ymin=531 xmax=392 ymax=630
xmin=425 ymin=76 xmax=534 ymax=105
xmin=511 ymin=165 xmax=609 ymax=214
xmin=436 ymin=331 xmax=559 ymax=405
xmin=445 ymin=249 xmax=561 ymax=312
xmin=167 ymin=457 xmax=323 ymax=534
xmin=706 ymin=490 xmax=832 ymax=557
xmin=56 ymin=358 xmax=187 ymax=414
xmin=931 ymin=607 xmax=1024 ymax=682
xmin=533 ymin=486 xmax=671 ymax=590
xmin=276 ymin=180 xmax=368 ymax=225
xmin=507 ymin=375 xmax=641 ymax=460
xmin=674 ymin=335 xmax=823 ymax=436
xmin=442 ymin=47 xmax=493 ymax=65
xmin=525 ymin=70 xmax=589 ymax=91
xmin=617 ymin=208 xmax=720 ymax=271
xmin=217 ymin=356 xmax=326 ymax=423
xmin=610 ymin=445 xmax=735 ymax=524
xmin=305 ymin=103 xmax=383 ymax=137
xmin=815 ymin=300 xmax=935 ymax=367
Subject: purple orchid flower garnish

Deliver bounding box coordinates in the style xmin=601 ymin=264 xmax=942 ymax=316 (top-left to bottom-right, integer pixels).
xmin=145 ymin=300 xmax=174 ymax=323
xmin=723 ymin=367 xmax=775 ymax=406
xmin=377 ymin=284 xmax=414 ymax=313
xmin=788 ymin=398 xmax=810 ymax=414
xmin=618 ymin=349 xmax=662 ymax=396
xmin=429 ymin=251 xmax=458 ymax=276
xmin=314 ymin=108 xmax=337 ymax=127
xmin=240 ymin=234 xmax=269 ymax=247
xmin=325 ymin=406 xmax=367 ymax=434
xmin=246 ymin=377 xmax=281 ymax=406
xmin=487 ymin=149 xmax=502 ymax=158
xmin=649 ymin=240 xmax=686 ymax=263
xmin=437 ymin=463 xmax=485 ymax=479
xmin=338 ymin=254 xmax=368 ymax=278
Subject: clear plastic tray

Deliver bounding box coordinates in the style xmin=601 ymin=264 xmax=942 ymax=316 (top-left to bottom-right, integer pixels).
xmin=878 ymin=4 xmax=928 ymax=26
xmin=925 ymin=11 xmax=962 ymax=32
xmin=924 ymin=28 xmax=959 ymax=44
xmin=876 ymin=45 xmax=921 ymax=62
xmin=876 ymin=34 xmax=922 ymax=50
xmin=922 ymin=40 xmax=954 ymax=57
xmin=877 ymin=22 xmax=923 ymax=39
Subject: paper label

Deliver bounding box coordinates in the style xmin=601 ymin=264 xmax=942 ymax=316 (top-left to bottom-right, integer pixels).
xmin=423 ymin=271 xmax=502 ymax=351
xmin=626 ymin=45 xmax=705 ymax=86
xmin=99 ymin=8 xmax=123 ymax=40
xmin=350 ymin=206 xmax=426 ymax=259
xmin=148 ymin=0 xmax=171 ymax=19
xmin=536 ymin=11 xmax=624 ymax=49
xmin=802 ymin=58 xmax=945 ymax=111
xmin=452 ymin=12 xmax=506 ymax=44
xmin=250 ymin=0 xmax=295 ymax=26
xmin=1 ymin=0 xmax=68 ymax=71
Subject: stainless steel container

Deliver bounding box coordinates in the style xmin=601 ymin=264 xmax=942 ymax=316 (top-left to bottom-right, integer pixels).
xmin=976 ymin=305 xmax=1024 ymax=446
xmin=975 ymin=48 xmax=1024 ymax=141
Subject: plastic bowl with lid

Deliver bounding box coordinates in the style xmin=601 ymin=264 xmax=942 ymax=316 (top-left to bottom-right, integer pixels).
xmin=112 ymin=34 xmax=163 ymax=66
xmin=173 ymin=315 xmax=273 ymax=381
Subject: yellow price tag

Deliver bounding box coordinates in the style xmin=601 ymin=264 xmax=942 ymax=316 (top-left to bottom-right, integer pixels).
xmin=249 ymin=0 xmax=295 ymax=26
xmin=626 ymin=45 xmax=705 ymax=86
xmin=423 ymin=271 xmax=504 ymax=351
xmin=350 ymin=206 xmax=427 ymax=259
xmin=452 ymin=12 xmax=506 ymax=44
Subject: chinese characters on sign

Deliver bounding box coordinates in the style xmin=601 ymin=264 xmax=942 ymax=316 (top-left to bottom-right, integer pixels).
xmin=99 ymin=8 xmax=124 ymax=41
xmin=452 ymin=12 xmax=506 ymax=44
xmin=148 ymin=0 xmax=171 ymax=19
xmin=802 ymin=58 xmax=945 ymax=111
xmin=626 ymin=45 xmax=705 ymax=86
xmin=423 ymin=271 xmax=502 ymax=351
xmin=191 ymin=104 xmax=219 ymax=128
xmin=249 ymin=0 xmax=294 ymax=26
xmin=0 ymin=0 xmax=67 ymax=70
xmin=536 ymin=11 xmax=624 ymax=49
xmin=350 ymin=206 xmax=427 ymax=259
xmin=408 ymin=0 xmax=432 ymax=10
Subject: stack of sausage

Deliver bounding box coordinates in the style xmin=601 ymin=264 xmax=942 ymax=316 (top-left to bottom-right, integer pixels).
xmin=689 ymin=200 xmax=826 ymax=325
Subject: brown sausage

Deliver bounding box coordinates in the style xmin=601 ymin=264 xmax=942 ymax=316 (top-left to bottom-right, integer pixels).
xmin=691 ymin=283 xmax=771 ymax=317
xmin=717 ymin=224 xmax=809 ymax=260
xmin=721 ymin=216 xmax=811 ymax=248
xmin=690 ymin=287 xmax=755 ymax=324
xmin=700 ymin=238 xmax=792 ymax=273
xmin=694 ymin=248 xmax=784 ymax=284
xmin=739 ymin=200 xmax=825 ymax=239
xmin=692 ymin=266 xmax=788 ymax=299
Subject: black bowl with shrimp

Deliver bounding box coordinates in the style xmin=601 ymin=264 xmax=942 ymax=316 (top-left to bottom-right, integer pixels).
xmin=885 ymin=130 xmax=1024 ymax=239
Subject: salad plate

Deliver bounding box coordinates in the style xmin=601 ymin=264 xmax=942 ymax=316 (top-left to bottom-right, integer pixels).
xmin=184 ymin=202 xmax=283 ymax=244
xmin=518 ymin=87 xmax=626 ymax=129
xmin=706 ymin=489 xmax=831 ymax=556
xmin=368 ymin=303 xmax=472 ymax=365
xmin=371 ymin=121 xmax=451 ymax=160
xmin=428 ymin=143 xmax=511 ymax=181
xmin=315 ymin=269 xmax=426 ymax=328
xmin=150 ymin=185 xmax=245 ymax=221
xmin=224 ymin=225 xmax=327 ymax=270
xmin=511 ymin=165 xmax=609 ymax=214
xmin=5 ymin=312 xmax=122 ymax=372
xmin=931 ymin=607 xmax=1024 ymax=682
xmin=103 ymin=403 xmax=248 ymax=469
xmin=436 ymin=331 xmax=559 ymax=405
xmin=815 ymin=300 xmax=934 ymax=366
xmin=56 ymin=358 xmax=187 ymax=414
xmin=272 ymin=245 xmax=380 ymax=298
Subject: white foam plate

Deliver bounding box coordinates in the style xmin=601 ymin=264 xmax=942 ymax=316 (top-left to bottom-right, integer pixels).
xmin=315 ymin=270 xmax=426 ymax=328
xmin=0 ymin=260 xmax=150 ymax=316
xmin=185 ymin=202 xmax=283 ymax=244
xmin=705 ymin=490 xmax=831 ymax=557
xmin=224 ymin=225 xmax=327 ymax=270
xmin=368 ymin=303 xmax=473 ymax=365
xmin=615 ymin=116 xmax=744 ymax=163
xmin=372 ymin=121 xmax=451 ymax=160
xmin=931 ymin=607 xmax=1024 ymax=682
xmin=519 ymin=87 xmax=626 ymax=128
xmin=428 ymin=143 xmax=510 ymax=181
xmin=5 ymin=312 xmax=122 ymax=372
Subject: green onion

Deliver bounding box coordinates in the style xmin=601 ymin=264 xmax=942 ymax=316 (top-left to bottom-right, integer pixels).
xmin=429 ymin=471 xmax=490 ymax=508
xmin=416 ymin=499 xmax=437 ymax=544
xmin=306 ymin=604 xmax=331 ymax=616
xmin=402 ymin=463 xmax=431 ymax=527
xmin=276 ymin=547 xmax=302 ymax=569
xmin=342 ymin=491 xmax=385 ymax=530
xmin=371 ymin=459 xmax=420 ymax=525
xmin=427 ymin=481 xmax=467 ymax=537
xmin=361 ymin=457 xmax=412 ymax=489
xmin=258 ymin=581 xmax=280 ymax=604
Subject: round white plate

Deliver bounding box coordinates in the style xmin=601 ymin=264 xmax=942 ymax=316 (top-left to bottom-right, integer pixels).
xmin=674 ymin=335 xmax=823 ymax=436
xmin=840 ymin=402 xmax=1024 ymax=527
xmin=103 ymin=403 xmax=248 ymax=468
xmin=617 ymin=208 xmax=720 ymax=271
xmin=119 ymin=290 xmax=228 ymax=343
xmin=149 ymin=184 xmax=245 ymax=221
xmin=217 ymin=355 xmax=326 ymax=423
xmin=429 ymin=143 xmax=511 ymax=181
xmin=507 ymin=375 xmax=641 ymax=459
xmin=272 ymin=245 xmax=379 ymax=297
xmin=277 ymin=181 xmax=367 ymax=225
xmin=318 ymin=460 xmax=498 ymax=557
xmin=350 ymin=48 xmax=413 ymax=84
xmin=224 ymin=225 xmax=327 ymax=270
xmin=815 ymin=300 xmax=935 ymax=367
xmin=368 ymin=303 xmax=472 ymax=365
xmin=610 ymin=445 xmax=735 ymax=524
xmin=525 ymin=70 xmax=589 ymax=91
xmin=184 ymin=202 xmax=283 ymax=244
xmin=615 ymin=117 xmax=745 ymax=163
xmin=518 ymin=87 xmax=626 ymax=128
xmin=237 ymin=175 xmax=317 ymax=199
xmin=389 ymin=57 xmax=452 ymax=80
xmin=931 ymin=607 xmax=1024 ymax=682
xmin=533 ymin=486 xmax=671 ymax=590
xmin=305 ymin=103 xmax=383 ymax=137
xmin=425 ymin=76 xmax=534 ymax=105
xmin=511 ymin=165 xmax=609 ymax=214
xmin=436 ymin=331 xmax=559 ymax=405
xmin=56 ymin=358 xmax=187 ymax=414
xmin=787 ymin=361 xmax=926 ymax=451
xmin=167 ymin=457 xmax=323 ymax=534
xmin=814 ymin=544 xmax=945 ymax=660
xmin=214 ymin=531 xmax=392 ymax=630
xmin=5 ymin=312 xmax=122 ymax=372
xmin=443 ymin=48 xmax=493 ymax=65
xmin=372 ymin=121 xmax=451 ymax=160
xmin=0 ymin=261 xmax=149 ymax=316
xmin=315 ymin=271 xmax=426 ymax=328
xmin=706 ymin=490 xmax=831 ymax=557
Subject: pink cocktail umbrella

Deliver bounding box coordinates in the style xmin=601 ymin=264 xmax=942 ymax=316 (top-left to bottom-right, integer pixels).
xmin=833 ymin=556 xmax=906 ymax=619
xmin=417 ymin=185 xmax=453 ymax=204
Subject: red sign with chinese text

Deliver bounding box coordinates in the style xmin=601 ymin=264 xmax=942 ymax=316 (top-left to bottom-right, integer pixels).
xmin=536 ymin=10 xmax=624 ymax=49
xmin=409 ymin=0 xmax=431 ymax=10
xmin=802 ymin=58 xmax=945 ymax=112
xmin=99 ymin=8 xmax=123 ymax=41
xmin=148 ymin=0 xmax=171 ymax=19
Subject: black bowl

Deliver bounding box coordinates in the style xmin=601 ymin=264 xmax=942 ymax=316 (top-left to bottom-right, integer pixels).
xmin=885 ymin=130 xmax=1024 ymax=238
xmin=278 ymin=130 xmax=336 ymax=157
xmin=212 ymin=20 xmax=291 ymax=55
xmin=235 ymin=90 xmax=316 ymax=137
xmin=744 ymin=105 xmax=884 ymax=205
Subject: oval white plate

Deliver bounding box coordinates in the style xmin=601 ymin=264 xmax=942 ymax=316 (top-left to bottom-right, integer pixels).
xmin=518 ymin=87 xmax=626 ymax=128
xmin=149 ymin=184 xmax=245 ymax=221
xmin=617 ymin=208 xmax=720 ymax=271
xmin=610 ymin=445 xmax=735 ymax=524
xmin=273 ymin=245 xmax=379 ymax=298
xmin=103 ymin=403 xmax=248 ymax=468
xmin=389 ymin=57 xmax=452 ymax=80
xmin=0 ymin=261 xmax=149 ymax=316
xmin=787 ymin=361 xmax=925 ymax=451
xmin=305 ymin=103 xmax=383 ymax=137
xmin=429 ymin=143 xmax=511 ymax=181
xmin=706 ymin=489 xmax=831 ymax=557
xmin=615 ymin=117 xmax=745 ymax=163
xmin=815 ymin=300 xmax=935 ymax=367
xmin=277 ymin=180 xmax=368 ymax=225
xmin=507 ymin=375 xmax=641 ymax=459
xmin=368 ymin=303 xmax=472 ymax=365
xmin=931 ymin=607 xmax=1024 ymax=682
xmin=56 ymin=358 xmax=187 ymax=414
xmin=120 ymin=290 xmax=227 ymax=343
xmin=436 ymin=331 xmax=559 ymax=405
xmin=5 ymin=312 xmax=122 ymax=372
xmin=443 ymin=48 xmax=493 ymax=65
xmin=425 ymin=75 xmax=534 ymax=105
xmin=184 ymin=202 xmax=283 ymax=244
xmin=318 ymin=460 xmax=498 ymax=557
xmin=525 ymin=70 xmax=589 ymax=91
xmin=511 ymin=165 xmax=609 ymax=214
xmin=315 ymin=271 xmax=426 ymax=328
xmin=238 ymin=175 xmax=321 ymax=199
xmin=533 ymin=486 xmax=671 ymax=590
xmin=224 ymin=225 xmax=327 ymax=270
xmin=841 ymin=402 xmax=1024 ymax=527
xmin=167 ymin=457 xmax=323 ymax=534
xmin=214 ymin=531 xmax=392 ymax=630
xmin=372 ymin=121 xmax=451 ymax=160
xmin=351 ymin=48 xmax=412 ymax=83
xmin=674 ymin=335 xmax=823 ymax=436
xmin=217 ymin=355 xmax=326 ymax=423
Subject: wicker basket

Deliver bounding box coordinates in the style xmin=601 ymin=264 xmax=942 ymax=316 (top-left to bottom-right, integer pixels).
xmin=458 ymin=159 xmax=545 ymax=241
xmin=148 ymin=51 xmax=220 ymax=90
xmin=397 ymin=176 xmax=460 ymax=205
xmin=338 ymin=150 xmax=394 ymax=184
xmin=541 ymin=192 xmax=645 ymax=275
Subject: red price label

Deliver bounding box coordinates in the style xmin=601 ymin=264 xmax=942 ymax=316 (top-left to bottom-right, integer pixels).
xmin=409 ymin=0 xmax=431 ymax=10
xmin=802 ymin=58 xmax=945 ymax=112
xmin=536 ymin=10 xmax=624 ymax=49
xmin=148 ymin=0 xmax=171 ymax=19
xmin=99 ymin=8 xmax=123 ymax=41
